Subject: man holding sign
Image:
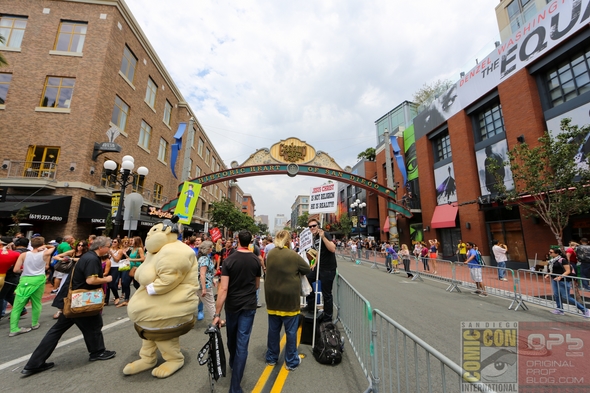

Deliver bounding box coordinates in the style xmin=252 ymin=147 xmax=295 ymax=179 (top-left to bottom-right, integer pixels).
xmin=304 ymin=218 xmax=337 ymax=322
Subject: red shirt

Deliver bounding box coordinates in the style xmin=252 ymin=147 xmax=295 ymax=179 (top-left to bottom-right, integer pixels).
xmin=566 ymin=247 xmax=578 ymax=264
xmin=0 ymin=249 xmax=20 ymax=275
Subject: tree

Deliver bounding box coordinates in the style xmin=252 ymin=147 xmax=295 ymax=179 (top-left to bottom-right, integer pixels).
xmin=412 ymin=79 xmax=454 ymax=107
xmin=0 ymin=35 xmax=8 ymax=67
xmin=103 ymin=210 xmax=113 ymax=237
xmin=256 ymin=222 xmax=269 ymax=234
xmin=338 ymin=213 xmax=353 ymax=238
xmin=297 ymin=211 xmax=310 ymax=228
xmin=491 ymin=118 xmax=590 ymax=248
xmin=357 ymin=147 xmax=376 ymax=161
xmin=7 ymin=206 xmax=30 ymax=236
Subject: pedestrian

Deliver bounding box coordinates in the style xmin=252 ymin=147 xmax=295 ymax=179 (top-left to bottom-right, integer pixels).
xmin=212 ymin=230 xmax=261 ymax=393
xmin=457 ymin=239 xmax=467 ymax=262
xmin=545 ymin=248 xmax=589 ymax=316
xmin=51 ymin=240 xmax=89 ymax=319
xmin=9 ymin=237 xmax=55 ymax=336
xmin=264 ymin=230 xmax=311 ymax=371
xmin=105 ymin=238 xmax=123 ymax=306
xmin=197 ymin=240 xmax=216 ymax=320
xmin=305 ymin=218 xmax=337 ymax=322
xmin=421 ymin=242 xmax=430 ymax=271
xmin=492 ymin=240 xmax=508 ymax=281
xmin=400 ymin=244 xmax=413 ymax=278
xmin=465 ymin=242 xmax=487 ymax=297
xmin=574 ymin=238 xmax=590 ymax=290
xmin=20 ymin=236 xmax=116 ymax=376
xmin=0 ymin=238 xmax=30 ymax=320
xmin=117 ymin=236 xmax=145 ymax=308
xmin=384 ymin=242 xmax=393 ymax=272
xmin=385 ymin=242 xmax=399 ymax=273
xmin=429 ymin=239 xmax=439 ymax=274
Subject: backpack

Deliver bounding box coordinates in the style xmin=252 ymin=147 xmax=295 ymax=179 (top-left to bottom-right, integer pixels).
xmin=313 ymin=321 xmax=343 ymax=365
xmin=476 ymin=251 xmax=484 ymax=266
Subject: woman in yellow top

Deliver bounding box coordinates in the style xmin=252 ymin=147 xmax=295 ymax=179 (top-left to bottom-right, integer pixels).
xmin=264 ymin=230 xmax=311 ymax=371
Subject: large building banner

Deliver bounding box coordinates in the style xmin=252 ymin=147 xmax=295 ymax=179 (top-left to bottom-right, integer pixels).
xmin=403 ymin=125 xmax=419 ymax=181
xmin=174 ymin=181 xmax=202 ymax=224
xmin=415 ymin=0 xmax=590 ymax=139
xmin=434 ymin=163 xmax=457 ymax=205
xmin=475 ymin=139 xmax=514 ymax=197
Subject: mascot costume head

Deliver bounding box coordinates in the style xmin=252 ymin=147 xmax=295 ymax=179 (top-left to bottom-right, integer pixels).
xmin=123 ymin=215 xmax=200 ymax=378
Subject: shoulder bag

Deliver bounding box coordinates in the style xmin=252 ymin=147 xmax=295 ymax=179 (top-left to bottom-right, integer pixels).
xmin=63 ymin=261 xmax=104 ymax=318
xmin=54 ymin=256 xmax=76 ymax=273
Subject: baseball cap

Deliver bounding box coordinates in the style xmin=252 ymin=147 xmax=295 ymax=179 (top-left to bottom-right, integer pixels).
xmin=32 ymin=233 xmax=41 ymax=238
xmin=49 ymin=240 xmax=58 ymax=246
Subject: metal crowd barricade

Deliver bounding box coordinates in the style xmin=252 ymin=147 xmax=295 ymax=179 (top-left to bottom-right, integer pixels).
xmin=371 ymin=309 xmax=495 ymax=393
xmin=334 ymin=272 xmax=375 ymax=393
xmin=335 ymin=272 xmax=496 ymax=393
xmin=517 ymin=269 xmax=588 ymax=316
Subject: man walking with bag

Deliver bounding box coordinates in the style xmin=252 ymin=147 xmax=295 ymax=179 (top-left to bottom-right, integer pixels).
xmin=21 ymin=236 xmax=116 ymax=377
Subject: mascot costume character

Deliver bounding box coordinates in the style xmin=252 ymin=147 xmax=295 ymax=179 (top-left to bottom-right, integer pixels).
xmin=123 ymin=216 xmax=200 ymax=378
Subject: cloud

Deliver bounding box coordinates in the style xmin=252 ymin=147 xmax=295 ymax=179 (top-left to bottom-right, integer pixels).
xmin=125 ymin=0 xmax=501 ymax=228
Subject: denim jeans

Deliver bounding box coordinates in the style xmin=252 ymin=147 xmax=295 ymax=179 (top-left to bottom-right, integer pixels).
xmin=497 ymin=261 xmax=506 ymax=279
xmin=551 ymin=279 xmax=586 ymax=312
xmin=581 ymin=264 xmax=590 ymax=290
xmin=385 ymin=255 xmax=392 ymax=271
xmin=266 ymin=314 xmax=299 ymax=368
xmin=105 ymin=267 xmax=120 ymax=304
xmin=225 ymin=308 xmax=256 ymax=393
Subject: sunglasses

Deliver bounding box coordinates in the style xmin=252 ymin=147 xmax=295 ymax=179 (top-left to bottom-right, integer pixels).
xmin=309 ymin=224 xmax=318 ymax=228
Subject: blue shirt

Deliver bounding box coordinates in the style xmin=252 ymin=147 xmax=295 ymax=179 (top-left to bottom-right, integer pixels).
xmin=467 ymin=249 xmax=481 ymax=268
xmin=198 ymin=255 xmax=215 ymax=289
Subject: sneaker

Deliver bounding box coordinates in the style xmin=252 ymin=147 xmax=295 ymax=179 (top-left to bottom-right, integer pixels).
xmin=286 ymin=355 xmax=302 ymax=371
xmin=31 ymin=324 xmax=40 ymax=330
xmin=551 ymin=309 xmax=565 ymax=315
xmin=478 ymin=293 xmax=488 ymax=297
xmin=197 ymin=312 xmax=204 ymax=321
xmin=9 ymin=327 xmax=32 ymax=337
xmin=266 ymin=361 xmax=276 ymax=367
xmin=471 ymin=290 xmax=481 ymax=295
xmin=584 ymin=310 xmax=590 ymax=318
xmin=500 ymin=278 xmax=508 ymax=281
xmin=89 ymin=350 xmax=116 ymax=361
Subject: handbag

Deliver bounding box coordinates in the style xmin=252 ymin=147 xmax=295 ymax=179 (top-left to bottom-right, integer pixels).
xmin=54 ymin=256 xmax=76 ymax=273
xmin=118 ymin=259 xmax=131 ymax=271
xmin=63 ymin=261 xmax=104 ymax=318
xmin=301 ymin=274 xmax=312 ymax=296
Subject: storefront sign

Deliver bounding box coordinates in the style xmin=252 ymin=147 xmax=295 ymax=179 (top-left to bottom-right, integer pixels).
xmin=148 ymin=206 xmax=173 ymax=219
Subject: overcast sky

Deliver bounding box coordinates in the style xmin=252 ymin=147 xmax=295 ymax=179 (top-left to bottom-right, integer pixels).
xmin=125 ymin=0 xmax=502 ymax=230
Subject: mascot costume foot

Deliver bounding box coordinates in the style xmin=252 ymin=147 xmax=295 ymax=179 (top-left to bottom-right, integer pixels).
xmin=123 ymin=216 xmax=200 ymax=379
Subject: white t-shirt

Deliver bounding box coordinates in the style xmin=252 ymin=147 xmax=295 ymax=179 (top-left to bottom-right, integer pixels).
xmin=22 ymin=251 xmax=46 ymax=276
xmin=492 ymin=245 xmax=507 ymax=262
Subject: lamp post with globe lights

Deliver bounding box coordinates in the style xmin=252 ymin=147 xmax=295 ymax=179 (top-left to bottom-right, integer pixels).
xmin=351 ymin=199 xmax=366 ymax=259
xmin=103 ymin=155 xmax=148 ymax=238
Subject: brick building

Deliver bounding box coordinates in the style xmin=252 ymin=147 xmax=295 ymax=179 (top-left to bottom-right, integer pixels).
xmin=0 ymin=0 xmax=233 ymax=239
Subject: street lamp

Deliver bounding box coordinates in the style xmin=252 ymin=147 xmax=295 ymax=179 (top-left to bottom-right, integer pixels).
xmin=351 ymin=198 xmax=366 ymax=258
xmin=103 ymin=155 xmax=148 ymax=238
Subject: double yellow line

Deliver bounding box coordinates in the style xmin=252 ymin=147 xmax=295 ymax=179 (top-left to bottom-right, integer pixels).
xmin=252 ymin=322 xmax=303 ymax=393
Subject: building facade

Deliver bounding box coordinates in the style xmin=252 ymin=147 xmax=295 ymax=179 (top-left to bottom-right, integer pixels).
xmin=0 ymin=0 xmax=231 ymax=239
xmin=495 ymin=0 xmax=550 ymax=42
xmin=290 ymin=194 xmax=309 ymax=229
xmin=241 ymin=193 xmax=255 ymax=218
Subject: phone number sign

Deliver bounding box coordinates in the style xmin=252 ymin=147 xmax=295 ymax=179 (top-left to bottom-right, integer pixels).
xmin=29 ymin=214 xmax=64 ymax=221
xmin=461 ymin=321 xmax=590 ymax=393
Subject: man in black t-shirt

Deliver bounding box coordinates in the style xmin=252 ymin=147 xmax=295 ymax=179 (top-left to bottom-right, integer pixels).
xmin=21 ymin=236 xmax=117 ymax=377
xmin=213 ymin=230 xmax=261 ymax=393
xmin=305 ymin=218 xmax=337 ymax=322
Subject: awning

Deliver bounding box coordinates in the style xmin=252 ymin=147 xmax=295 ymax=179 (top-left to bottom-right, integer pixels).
xmin=78 ymin=197 xmax=111 ymax=224
xmin=430 ymin=204 xmax=458 ymax=229
xmin=383 ymin=216 xmax=390 ymax=232
xmin=0 ymin=195 xmax=72 ymax=222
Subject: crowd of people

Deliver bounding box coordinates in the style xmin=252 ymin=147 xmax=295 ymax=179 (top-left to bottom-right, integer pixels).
xmin=0 ymin=217 xmax=339 ymax=392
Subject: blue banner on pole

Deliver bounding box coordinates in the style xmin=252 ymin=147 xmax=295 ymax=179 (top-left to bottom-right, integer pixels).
xmin=390 ymin=135 xmax=407 ymax=186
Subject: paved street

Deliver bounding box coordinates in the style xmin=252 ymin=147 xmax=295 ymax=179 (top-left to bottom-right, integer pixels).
xmin=1 ymin=256 xmax=585 ymax=393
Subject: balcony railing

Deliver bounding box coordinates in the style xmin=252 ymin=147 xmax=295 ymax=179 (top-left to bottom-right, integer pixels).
xmin=4 ymin=161 xmax=58 ymax=180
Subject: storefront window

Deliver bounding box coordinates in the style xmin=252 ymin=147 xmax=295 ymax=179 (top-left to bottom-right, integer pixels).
xmin=489 ymin=221 xmax=527 ymax=263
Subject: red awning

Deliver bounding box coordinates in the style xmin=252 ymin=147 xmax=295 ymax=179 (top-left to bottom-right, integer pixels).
xmin=383 ymin=217 xmax=390 ymax=232
xmin=430 ymin=204 xmax=458 ymax=229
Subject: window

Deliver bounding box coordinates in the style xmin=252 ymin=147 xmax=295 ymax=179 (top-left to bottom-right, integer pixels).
xmin=476 ymin=102 xmax=505 ymax=141
xmin=188 ymin=158 xmax=193 ymax=178
xmin=132 ymin=172 xmax=145 ymax=193
xmin=158 ymin=138 xmax=168 ymax=163
xmin=433 ymin=132 xmax=451 ymax=162
xmin=163 ymin=100 xmax=172 ymax=125
xmin=145 ymin=77 xmax=157 ymax=108
xmin=195 ymin=165 xmax=201 ymax=177
xmin=138 ymin=120 xmax=151 ymax=150
xmin=40 ymin=77 xmax=75 ymax=108
xmin=120 ymin=45 xmax=137 ymax=83
xmin=53 ymin=21 xmax=87 ymax=52
xmin=507 ymin=0 xmax=537 ymax=33
xmin=198 ymin=138 xmax=204 ymax=157
xmin=205 ymin=148 xmax=210 ymax=166
xmin=153 ymin=182 xmax=164 ymax=204
xmin=211 ymin=157 xmax=216 ymax=171
xmin=24 ymin=146 xmax=60 ymax=178
xmin=546 ymin=47 xmax=590 ymax=107
xmin=216 ymin=163 xmax=220 ymax=172
xmin=111 ymin=96 xmax=129 ymax=131
xmin=0 ymin=73 xmax=12 ymax=105
xmin=0 ymin=15 xmax=27 ymax=49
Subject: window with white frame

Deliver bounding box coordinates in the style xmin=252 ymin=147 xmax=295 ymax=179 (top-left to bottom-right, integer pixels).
xmin=163 ymin=100 xmax=172 ymax=125
xmin=145 ymin=77 xmax=157 ymax=108
xmin=111 ymin=96 xmax=129 ymax=131
xmin=158 ymin=138 xmax=168 ymax=163
xmin=198 ymin=138 xmax=204 ymax=157
xmin=205 ymin=148 xmax=210 ymax=166
xmin=138 ymin=120 xmax=151 ymax=150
